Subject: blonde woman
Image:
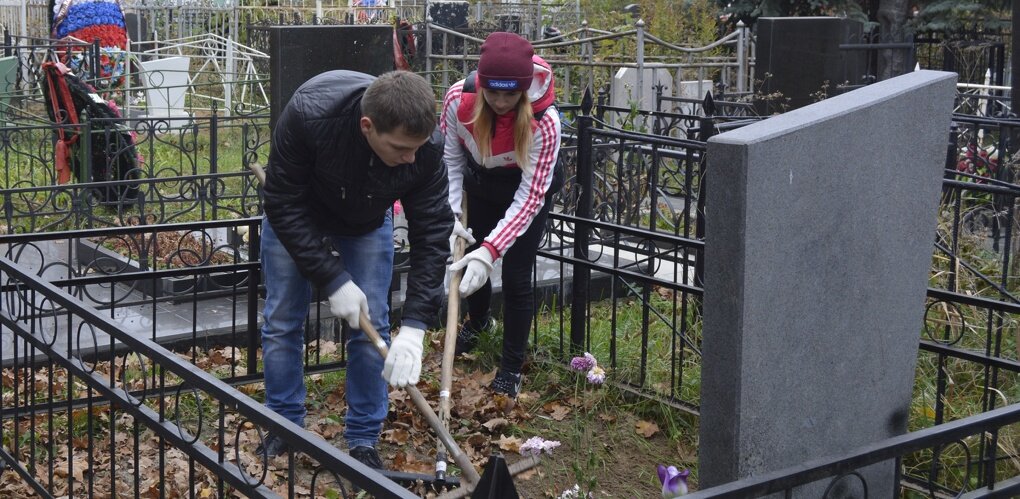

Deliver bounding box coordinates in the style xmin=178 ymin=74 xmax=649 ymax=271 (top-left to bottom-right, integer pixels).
xmin=442 ymin=32 xmax=562 ymax=398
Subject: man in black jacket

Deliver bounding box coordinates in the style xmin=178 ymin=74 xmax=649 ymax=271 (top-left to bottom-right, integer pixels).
xmin=259 ymin=70 xmax=452 ymax=468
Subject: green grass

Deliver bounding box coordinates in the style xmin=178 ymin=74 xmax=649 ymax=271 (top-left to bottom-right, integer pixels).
xmin=532 ymin=286 xmax=703 ymax=405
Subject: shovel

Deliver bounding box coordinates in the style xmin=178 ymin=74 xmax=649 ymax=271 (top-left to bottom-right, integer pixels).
xmin=436 ymin=201 xmax=468 ymax=484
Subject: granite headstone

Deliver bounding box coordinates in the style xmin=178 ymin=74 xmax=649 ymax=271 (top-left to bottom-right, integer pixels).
xmin=700 ymin=70 xmax=956 ymax=497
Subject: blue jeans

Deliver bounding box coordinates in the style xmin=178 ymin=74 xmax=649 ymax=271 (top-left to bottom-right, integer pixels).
xmin=260 ymin=215 xmax=393 ymax=449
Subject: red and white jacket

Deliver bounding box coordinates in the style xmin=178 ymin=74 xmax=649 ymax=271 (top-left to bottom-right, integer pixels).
xmin=441 ymin=55 xmax=561 ymax=258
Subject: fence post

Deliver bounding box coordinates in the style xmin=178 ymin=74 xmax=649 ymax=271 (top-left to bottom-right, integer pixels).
xmin=944 ymin=123 xmax=959 ymax=178
xmin=694 ymin=91 xmax=715 ymax=290
xmin=425 ymin=19 xmax=433 ymax=82
xmin=3 ymin=28 xmax=10 ymax=57
xmin=582 ymin=20 xmax=594 ymax=94
xmin=942 ymin=123 xmax=959 ymax=275
xmin=2 ymin=191 xmax=11 ymax=235
xmin=91 ymin=39 xmax=100 ymax=86
xmin=210 ymin=106 xmax=219 ymax=221
xmin=635 ymin=18 xmax=645 ymax=115
xmin=441 ymin=30 xmax=449 ymax=91
xmin=653 ymin=84 xmax=663 ymax=135
xmin=82 ymin=120 xmax=92 ymax=227
xmin=232 ymin=6 xmax=240 ymax=48
xmin=247 ymin=218 xmax=260 ymax=376
xmin=225 ymin=38 xmax=235 ymax=117
xmin=595 ymin=86 xmax=607 ymax=128
xmin=736 ymin=21 xmax=747 ymax=94
xmin=18 ymin=0 xmax=26 ymax=40
xmin=570 ymin=87 xmax=595 ymax=355
xmin=170 ymin=8 xmax=177 ymax=39
xmin=534 ymin=2 xmax=541 ymax=39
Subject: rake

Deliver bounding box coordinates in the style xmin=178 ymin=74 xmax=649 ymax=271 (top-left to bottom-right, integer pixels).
xmin=359 ymin=314 xmax=540 ymax=498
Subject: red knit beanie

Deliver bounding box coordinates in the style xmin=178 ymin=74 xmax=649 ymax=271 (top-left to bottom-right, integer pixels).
xmin=477 ymin=32 xmax=534 ymax=92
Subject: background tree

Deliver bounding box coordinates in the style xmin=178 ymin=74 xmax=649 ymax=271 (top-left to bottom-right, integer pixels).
xmin=910 ymin=0 xmax=1010 ymax=32
xmin=878 ymin=0 xmax=911 ymax=79
xmin=578 ymin=0 xmax=723 ymax=45
xmin=717 ymin=0 xmax=868 ymax=26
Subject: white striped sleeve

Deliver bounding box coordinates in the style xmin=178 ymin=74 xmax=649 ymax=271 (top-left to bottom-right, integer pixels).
xmin=442 ymin=81 xmax=467 ymax=217
xmin=485 ymin=111 xmax=562 ymax=255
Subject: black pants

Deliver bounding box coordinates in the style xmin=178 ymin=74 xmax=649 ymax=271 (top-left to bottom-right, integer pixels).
xmin=462 ymin=165 xmax=560 ymax=373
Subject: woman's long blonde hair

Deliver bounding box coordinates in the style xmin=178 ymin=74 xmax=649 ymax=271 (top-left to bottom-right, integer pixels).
xmin=469 ymin=90 xmax=534 ymax=170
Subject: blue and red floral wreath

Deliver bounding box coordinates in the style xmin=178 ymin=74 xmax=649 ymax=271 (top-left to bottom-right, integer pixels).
xmin=51 ymin=0 xmax=128 ymax=86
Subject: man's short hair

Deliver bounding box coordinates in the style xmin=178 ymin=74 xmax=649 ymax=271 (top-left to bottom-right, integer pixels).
xmin=361 ymin=71 xmax=436 ymax=138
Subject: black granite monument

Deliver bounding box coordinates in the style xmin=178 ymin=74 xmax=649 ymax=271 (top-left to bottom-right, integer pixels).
xmin=268 ymin=25 xmax=394 ymax=128
xmin=755 ymin=17 xmax=868 ymax=113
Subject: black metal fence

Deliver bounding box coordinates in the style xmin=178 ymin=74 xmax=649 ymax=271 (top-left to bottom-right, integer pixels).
xmin=0 ymin=219 xmax=414 ymax=498
xmin=0 ymin=113 xmax=268 ymax=233
xmin=531 ymin=91 xmax=712 ymax=413
xmin=684 ymin=401 xmax=1020 ymax=498
xmin=915 ymin=30 xmax=1009 ymax=86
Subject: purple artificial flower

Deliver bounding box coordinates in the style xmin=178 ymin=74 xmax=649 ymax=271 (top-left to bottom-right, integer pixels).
xmin=519 ymin=436 xmax=562 ymax=456
xmin=586 ymin=365 xmax=606 ymax=385
xmin=657 ymin=465 xmax=690 ymax=498
xmin=569 ymin=352 xmax=597 ymax=372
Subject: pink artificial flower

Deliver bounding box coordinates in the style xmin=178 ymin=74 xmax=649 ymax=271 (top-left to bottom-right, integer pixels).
xmin=519 ymin=436 xmax=561 ymax=456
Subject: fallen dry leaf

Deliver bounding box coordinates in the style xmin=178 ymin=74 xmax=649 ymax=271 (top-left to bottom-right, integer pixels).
xmin=493 ymin=393 xmax=516 ymax=414
xmin=319 ymin=423 xmax=343 ymax=439
xmin=496 ymin=434 xmax=522 ymax=453
xmin=382 ymin=428 xmax=411 ymax=445
xmin=635 ymin=419 xmax=660 ymax=438
xmin=481 ymin=417 xmax=509 ymax=432
xmin=467 ymin=432 xmax=489 ymax=448
xmin=543 ymin=401 xmax=572 ymax=421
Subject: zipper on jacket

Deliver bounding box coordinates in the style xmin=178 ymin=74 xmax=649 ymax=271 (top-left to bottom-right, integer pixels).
xmin=341 ymin=186 xmax=346 ymax=199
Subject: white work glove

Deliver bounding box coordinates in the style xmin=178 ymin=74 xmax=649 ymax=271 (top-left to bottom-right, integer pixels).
xmin=328 ymin=280 xmax=370 ymax=328
xmin=449 ymin=247 xmax=495 ymax=297
xmin=449 ymin=219 xmax=476 ymax=257
xmin=382 ymin=325 xmax=425 ymax=387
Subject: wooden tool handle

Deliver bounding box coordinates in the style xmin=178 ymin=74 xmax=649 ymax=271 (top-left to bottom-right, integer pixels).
xmin=358 ymin=314 xmax=481 ymax=485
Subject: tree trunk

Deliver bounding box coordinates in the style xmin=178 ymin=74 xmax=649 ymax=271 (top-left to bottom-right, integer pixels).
xmin=877 ymin=0 xmax=910 ymax=80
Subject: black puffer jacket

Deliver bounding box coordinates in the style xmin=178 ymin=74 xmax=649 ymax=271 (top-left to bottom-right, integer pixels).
xmin=264 ymin=70 xmax=452 ymax=328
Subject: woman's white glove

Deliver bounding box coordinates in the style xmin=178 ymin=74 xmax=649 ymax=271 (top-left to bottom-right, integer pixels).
xmin=328 ymin=280 xmax=369 ymax=327
xmin=449 ymin=247 xmax=495 ymax=297
xmin=449 ymin=219 xmax=476 ymax=257
xmin=383 ymin=326 xmax=425 ymax=387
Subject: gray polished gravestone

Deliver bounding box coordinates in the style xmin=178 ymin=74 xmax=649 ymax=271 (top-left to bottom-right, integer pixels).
xmin=699 ymin=70 xmax=956 ymax=497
